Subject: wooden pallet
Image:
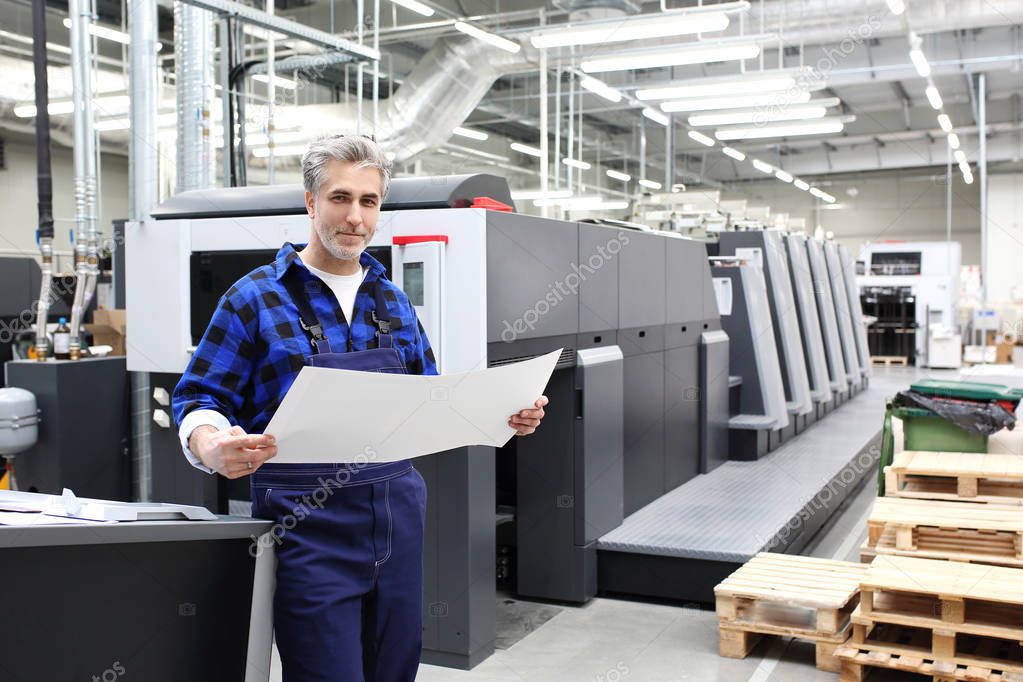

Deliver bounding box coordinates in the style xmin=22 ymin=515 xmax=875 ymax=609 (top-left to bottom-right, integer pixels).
xmin=849 ymin=615 xmax=1023 ymax=679
xmin=846 ymin=555 xmax=1023 ymax=678
xmin=714 ymin=552 xmax=867 ymax=672
xmin=867 ymin=498 xmax=1023 ymax=564
xmin=886 ymin=451 xmax=1023 ymax=506
xmin=866 ymin=525 xmax=1023 ymax=569
xmin=860 ymin=555 xmax=1023 ymax=638
xmin=836 ymin=643 xmax=1023 ymax=681
xmin=872 ymin=355 xmax=909 ymax=366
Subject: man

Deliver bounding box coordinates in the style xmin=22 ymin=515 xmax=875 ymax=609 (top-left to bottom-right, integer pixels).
xmin=171 ymin=135 xmax=548 ymax=682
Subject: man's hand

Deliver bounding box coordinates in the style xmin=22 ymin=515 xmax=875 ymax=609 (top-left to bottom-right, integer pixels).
xmin=189 ymin=425 xmax=277 ymax=479
xmin=508 ymin=395 xmax=549 ymax=437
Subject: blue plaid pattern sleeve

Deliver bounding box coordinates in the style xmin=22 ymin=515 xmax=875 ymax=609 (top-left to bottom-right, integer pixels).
xmin=172 ymin=243 xmax=438 ymax=436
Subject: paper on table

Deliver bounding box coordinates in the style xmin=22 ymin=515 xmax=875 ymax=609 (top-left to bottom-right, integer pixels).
xmin=265 ymin=349 xmax=561 ymax=464
xmin=0 ymin=511 xmax=106 ymax=526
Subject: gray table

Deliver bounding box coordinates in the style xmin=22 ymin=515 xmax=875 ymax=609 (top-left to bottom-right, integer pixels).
xmin=0 ymin=516 xmax=275 ymax=682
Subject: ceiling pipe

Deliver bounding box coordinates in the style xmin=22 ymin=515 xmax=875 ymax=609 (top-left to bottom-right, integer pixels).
xmin=67 ymin=0 xmax=100 ymax=360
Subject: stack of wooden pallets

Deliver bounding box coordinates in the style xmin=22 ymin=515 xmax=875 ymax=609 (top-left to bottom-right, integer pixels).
xmin=714 ymin=552 xmax=867 ymax=672
xmin=713 ymin=444 xmax=1023 ymax=679
xmin=835 ymin=555 xmax=1023 ymax=681
xmin=863 ymin=450 xmax=1023 ymax=568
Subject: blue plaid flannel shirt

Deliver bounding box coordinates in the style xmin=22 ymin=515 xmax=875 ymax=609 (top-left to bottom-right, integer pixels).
xmin=172 ymin=243 xmax=438 ymax=436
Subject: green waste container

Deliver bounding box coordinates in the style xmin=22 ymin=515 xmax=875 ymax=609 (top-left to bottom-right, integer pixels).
xmin=909 ymin=378 xmax=1023 ymax=406
xmin=893 ymin=406 xmax=989 ymax=453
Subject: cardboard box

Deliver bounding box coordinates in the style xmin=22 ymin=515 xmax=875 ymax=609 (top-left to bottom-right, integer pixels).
xmin=996 ymin=341 xmax=1015 ymax=365
xmin=85 ymin=309 xmax=127 ymax=356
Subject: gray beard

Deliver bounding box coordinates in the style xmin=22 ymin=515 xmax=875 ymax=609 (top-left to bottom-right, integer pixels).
xmin=317 ymin=221 xmax=364 ymax=262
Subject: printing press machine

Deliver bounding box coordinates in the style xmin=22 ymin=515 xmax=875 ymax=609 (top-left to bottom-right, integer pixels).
xmin=126 ymin=174 xmax=730 ymax=668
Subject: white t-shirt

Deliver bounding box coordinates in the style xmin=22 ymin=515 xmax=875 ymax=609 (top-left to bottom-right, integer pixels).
xmin=303 ymin=261 xmax=367 ymax=325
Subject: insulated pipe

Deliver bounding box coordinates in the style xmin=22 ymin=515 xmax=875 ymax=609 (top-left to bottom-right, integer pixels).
xmin=68 ymin=0 xmax=99 ymax=360
xmin=129 ymin=0 xmax=159 ymax=501
xmin=266 ymin=0 xmax=276 ymax=184
xmin=175 ymin=0 xmax=215 ymax=193
xmin=32 ymin=0 xmax=55 ymax=360
xmin=292 ymin=37 xmax=529 ymax=163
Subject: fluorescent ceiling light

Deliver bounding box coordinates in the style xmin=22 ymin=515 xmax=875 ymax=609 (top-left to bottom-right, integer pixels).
xmin=454 ymin=21 xmax=521 ymax=53
xmin=793 ymin=179 xmax=810 ymax=191
xmin=253 ymin=144 xmax=307 ymax=158
xmin=562 ymin=157 xmax=591 ymax=170
xmin=511 ymin=189 xmax=573 ymax=200
xmin=242 ymin=23 xmax=288 ymax=41
xmin=63 ymin=17 xmax=131 ymax=45
xmin=937 ymin=113 xmax=953 ymax=133
xmin=579 ymin=75 xmax=622 ymax=103
xmin=637 ymin=73 xmax=804 ymax=101
xmin=563 ymin=200 xmax=630 ymax=212
xmin=688 ymin=130 xmax=715 ymax=147
xmin=390 ymin=0 xmax=435 ymax=17
xmin=947 ymin=133 xmax=960 ymax=150
xmin=722 ymin=146 xmax=746 ymax=161
xmin=688 ymin=102 xmax=834 ymax=127
xmin=751 ymin=159 xmax=773 ymax=174
xmin=962 ymin=170 xmax=974 ymax=184
xmin=214 ymin=130 xmax=311 ymax=148
xmin=774 ymin=169 xmax=793 ymax=183
xmin=638 ymin=178 xmax=662 ymax=190
xmin=954 ymin=150 xmax=967 ymax=165
xmin=909 ymin=47 xmax=930 ymax=78
xmin=530 ymin=11 xmax=728 ymax=49
xmin=510 ymin=142 xmax=543 ymax=157
xmin=581 ymin=42 xmax=760 ymax=74
xmin=809 ymin=187 xmax=836 ymax=203
xmin=98 ymin=113 xmax=180 ymax=133
xmin=959 ymin=161 xmax=971 ymax=175
xmin=14 ymin=94 xmax=131 ymax=117
xmin=886 ymin=0 xmax=905 ymax=15
xmin=606 ymin=169 xmax=631 ymax=182
xmin=453 ymin=126 xmax=488 ymax=141
xmin=95 ymin=118 xmax=130 ymax=132
xmin=714 ymin=117 xmax=848 ymax=140
xmin=252 ymin=74 xmax=298 ymax=90
xmin=533 ymin=194 xmax=608 ymax=208
xmin=925 ymin=85 xmax=943 ymax=110
xmin=661 ymin=91 xmax=811 ymax=113
xmin=642 ymin=107 xmax=670 ymax=126
xmin=444 ymin=144 xmax=510 ymax=162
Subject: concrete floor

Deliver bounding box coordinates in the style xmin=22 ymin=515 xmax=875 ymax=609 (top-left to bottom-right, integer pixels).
xmin=414 ymin=475 xmax=879 ymax=682
xmin=270 ymin=365 xmax=1019 ymax=681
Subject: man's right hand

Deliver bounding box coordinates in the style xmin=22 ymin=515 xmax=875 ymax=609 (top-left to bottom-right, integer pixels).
xmin=189 ymin=425 xmax=277 ymax=479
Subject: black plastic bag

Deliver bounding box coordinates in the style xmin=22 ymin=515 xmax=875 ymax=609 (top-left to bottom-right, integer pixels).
xmin=893 ymin=390 xmax=1017 ymax=436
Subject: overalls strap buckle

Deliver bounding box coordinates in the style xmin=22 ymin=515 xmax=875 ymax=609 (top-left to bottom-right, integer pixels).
xmin=371 ymin=311 xmax=391 ymax=336
xmin=298 ymin=317 xmax=325 ymax=341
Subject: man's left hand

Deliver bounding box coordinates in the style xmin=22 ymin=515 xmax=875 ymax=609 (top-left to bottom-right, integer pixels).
xmin=509 ymin=396 xmax=549 ymax=436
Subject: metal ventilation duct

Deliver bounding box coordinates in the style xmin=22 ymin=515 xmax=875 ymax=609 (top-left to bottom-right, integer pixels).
xmin=287 ymin=37 xmax=532 ymax=163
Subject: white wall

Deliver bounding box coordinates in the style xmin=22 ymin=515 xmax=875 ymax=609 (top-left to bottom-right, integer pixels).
xmin=723 ymin=171 xmax=982 ymax=266
xmin=0 ymin=135 xmax=130 ymax=271
xmin=986 ymin=174 xmax=1023 ymax=302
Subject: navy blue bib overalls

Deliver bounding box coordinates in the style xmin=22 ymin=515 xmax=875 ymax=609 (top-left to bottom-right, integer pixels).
xmin=251 ymin=270 xmax=427 ymax=682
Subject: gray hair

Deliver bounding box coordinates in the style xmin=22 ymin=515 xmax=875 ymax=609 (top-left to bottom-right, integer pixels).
xmin=301 ymin=135 xmax=393 ymax=198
